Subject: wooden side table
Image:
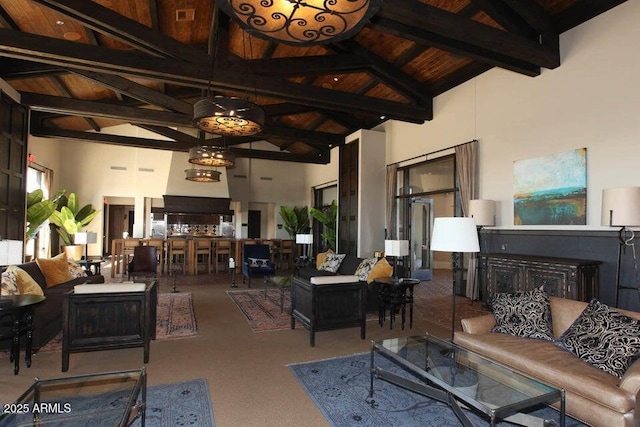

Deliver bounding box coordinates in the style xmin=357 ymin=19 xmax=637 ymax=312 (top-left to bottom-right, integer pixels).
xmin=374 ymin=277 xmax=420 ymax=330
xmin=62 ymin=281 xmax=157 ymax=372
xmin=0 ymin=295 xmax=46 ymax=374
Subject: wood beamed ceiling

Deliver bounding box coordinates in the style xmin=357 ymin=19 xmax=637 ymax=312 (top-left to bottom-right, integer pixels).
xmin=0 ymin=0 xmax=629 ymax=164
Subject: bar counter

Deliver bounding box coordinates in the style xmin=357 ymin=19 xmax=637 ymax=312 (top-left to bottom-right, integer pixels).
xmin=110 ymin=237 xmax=294 ymax=277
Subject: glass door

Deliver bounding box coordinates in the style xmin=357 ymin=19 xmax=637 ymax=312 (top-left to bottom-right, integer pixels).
xmin=409 ymin=197 xmax=434 ymax=280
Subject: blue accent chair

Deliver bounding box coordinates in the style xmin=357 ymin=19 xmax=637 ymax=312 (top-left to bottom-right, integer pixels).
xmin=242 ymin=244 xmax=276 ymax=287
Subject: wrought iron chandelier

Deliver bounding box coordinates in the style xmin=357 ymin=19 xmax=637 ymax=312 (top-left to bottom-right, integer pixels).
xmin=217 ymin=0 xmax=382 ymax=45
xmin=193 ymin=96 xmax=264 ymax=136
xmin=189 ymin=145 xmax=236 ymax=168
xmin=184 ymin=168 xmax=222 ymax=183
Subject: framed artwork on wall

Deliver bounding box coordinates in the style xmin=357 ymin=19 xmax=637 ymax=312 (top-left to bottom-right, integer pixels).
xmin=513 ymin=148 xmax=587 ymax=225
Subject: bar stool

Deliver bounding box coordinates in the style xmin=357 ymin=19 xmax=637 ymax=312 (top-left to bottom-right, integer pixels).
xmin=215 ymin=239 xmax=232 ymax=273
xmin=194 ymin=239 xmax=213 ymax=274
xmin=280 ymin=239 xmax=294 ymax=270
xmin=167 ymin=238 xmax=188 ymax=273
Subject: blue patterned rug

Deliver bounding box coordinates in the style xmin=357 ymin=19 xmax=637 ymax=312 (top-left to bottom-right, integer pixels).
xmin=0 ymin=378 xmax=214 ymax=427
xmin=289 ymin=352 xmax=586 ymax=427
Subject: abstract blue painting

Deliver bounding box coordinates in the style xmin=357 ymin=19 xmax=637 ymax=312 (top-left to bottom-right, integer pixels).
xmin=514 ymin=148 xmax=587 ymax=225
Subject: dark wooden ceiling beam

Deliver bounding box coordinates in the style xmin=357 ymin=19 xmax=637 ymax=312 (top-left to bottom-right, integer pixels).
xmin=502 ymin=0 xmax=559 ymax=51
xmin=0 ymin=59 xmax=64 ymax=79
xmin=21 ymin=92 xmax=193 ymax=126
xmin=22 ymin=92 xmax=344 ymax=146
xmin=48 ymin=77 xmax=100 ymax=131
xmin=469 ymin=0 xmax=537 ymax=37
xmin=370 ymin=16 xmax=540 ymax=77
xmin=553 ymin=0 xmax=628 ymax=33
xmin=331 ymin=39 xmax=432 ymax=105
xmin=30 ymin=0 xmax=208 ymax=64
xmin=0 ymin=28 xmax=430 ymax=122
xmin=69 ymin=69 xmax=193 ymax=115
xmin=237 ymin=54 xmax=371 ymax=77
xmin=371 ymin=0 xmax=560 ymax=76
xmin=30 ymin=125 xmax=330 ymax=164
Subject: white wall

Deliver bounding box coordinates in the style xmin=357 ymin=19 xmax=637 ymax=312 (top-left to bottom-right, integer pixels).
xmin=368 ymin=1 xmax=640 ymax=232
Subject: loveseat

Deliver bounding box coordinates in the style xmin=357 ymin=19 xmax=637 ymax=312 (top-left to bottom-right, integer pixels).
xmin=296 ymin=253 xmax=393 ymax=312
xmin=1 ymin=257 xmax=104 ymax=350
xmin=454 ymin=296 xmax=640 ymax=427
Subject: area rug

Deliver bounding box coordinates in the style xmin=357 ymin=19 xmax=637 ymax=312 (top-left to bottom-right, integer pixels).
xmin=0 ymin=378 xmax=214 ymax=427
xmin=227 ymin=288 xmax=292 ymax=333
xmin=38 ymin=293 xmax=198 ymax=352
xmin=228 ymin=288 xmax=379 ymax=333
xmin=289 ymin=352 xmax=586 ymax=427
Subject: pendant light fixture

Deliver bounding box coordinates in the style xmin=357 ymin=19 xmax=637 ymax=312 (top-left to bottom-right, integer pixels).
xmin=217 ymin=0 xmax=382 ymax=45
xmin=194 ymin=96 xmax=264 ymax=136
xmin=189 ymin=144 xmax=235 ymax=168
xmin=185 ymin=168 xmax=222 ymax=183
xmin=194 ymin=10 xmax=264 ymax=136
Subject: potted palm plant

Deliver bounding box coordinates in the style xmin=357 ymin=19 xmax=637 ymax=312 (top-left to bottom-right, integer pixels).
xmin=49 ymin=192 xmax=99 ymax=260
xmin=310 ymin=200 xmax=337 ymax=251
xmin=25 ymin=189 xmax=65 ymax=240
xmin=279 ymin=205 xmax=310 ymax=239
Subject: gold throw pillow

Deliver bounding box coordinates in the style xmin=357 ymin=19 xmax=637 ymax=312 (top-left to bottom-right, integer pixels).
xmin=367 ymin=258 xmax=394 ymax=284
xmin=5 ymin=265 xmax=44 ymax=296
xmin=316 ymin=249 xmax=334 ymax=269
xmin=36 ymin=253 xmax=74 ymax=287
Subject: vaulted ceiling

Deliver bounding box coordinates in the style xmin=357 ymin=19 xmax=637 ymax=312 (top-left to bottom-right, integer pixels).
xmin=0 ymin=0 xmax=628 ymax=164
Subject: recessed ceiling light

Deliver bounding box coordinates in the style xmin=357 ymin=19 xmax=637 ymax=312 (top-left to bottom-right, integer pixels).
xmin=56 ymin=20 xmax=64 ymax=25
xmin=333 ymin=77 xmax=339 ymax=82
xmin=380 ymin=115 xmax=386 ymax=120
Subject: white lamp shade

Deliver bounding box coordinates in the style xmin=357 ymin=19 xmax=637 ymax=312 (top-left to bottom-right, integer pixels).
xmin=430 ymin=217 xmax=480 ymax=253
xmin=74 ymin=232 xmax=98 ymax=245
xmin=601 ymin=187 xmax=640 ymax=226
xmin=296 ymin=234 xmax=313 ymax=244
xmin=0 ymin=240 xmax=23 ymax=265
xmin=384 ymin=240 xmax=409 ymax=257
xmin=468 ymin=199 xmax=496 ymax=226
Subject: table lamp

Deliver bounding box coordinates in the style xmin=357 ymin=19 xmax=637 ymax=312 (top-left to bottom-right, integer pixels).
xmin=74 ymin=232 xmax=98 ymax=262
xmin=296 ymin=233 xmax=313 ymax=261
xmin=384 ymin=239 xmax=409 ymax=279
xmin=430 ymin=217 xmax=479 ymax=339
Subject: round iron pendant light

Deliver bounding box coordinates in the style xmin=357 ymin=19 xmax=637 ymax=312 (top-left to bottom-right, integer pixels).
xmin=185 ymin=168 xmax=222 ymax=182
xmin=189 ymin=145 xmax=235 ymax=168
xmin=194 ymin=96 xmax=264 ymax=136
xmin=217 ymin=0 xmax=382 ymax=45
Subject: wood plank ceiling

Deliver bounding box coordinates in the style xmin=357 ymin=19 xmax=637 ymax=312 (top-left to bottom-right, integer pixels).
xmin=0 ymin=0 xmax=629 ymax=164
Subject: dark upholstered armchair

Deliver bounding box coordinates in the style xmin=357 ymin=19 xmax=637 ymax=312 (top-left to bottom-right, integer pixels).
xmin=128 ymin=246 xmax=158 ymax=280
xmin=242 ymin=244 xmax=276 ymax=287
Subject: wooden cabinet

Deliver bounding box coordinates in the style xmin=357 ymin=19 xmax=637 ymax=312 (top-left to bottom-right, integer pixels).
xmin=291 ymin=276 xmax=366 ymax=347
xmin=479 ymin=253 xmax=600 ymax=306
xmin=62 ymin=281 xmax=157 ymax=372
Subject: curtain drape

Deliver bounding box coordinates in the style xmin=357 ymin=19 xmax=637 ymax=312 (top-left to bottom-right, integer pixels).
xmin=455 ymin=141 xmax=479 ymax=299
xmin=385 ymin=164 xmax=398 ymax=240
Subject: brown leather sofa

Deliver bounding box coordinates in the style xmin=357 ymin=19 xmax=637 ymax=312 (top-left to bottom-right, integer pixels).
xmin=454 ymin=296 xmax=640 ymax=427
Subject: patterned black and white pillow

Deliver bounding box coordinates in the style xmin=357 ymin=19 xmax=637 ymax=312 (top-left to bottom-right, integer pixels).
xmin=318 ymin=253 xmax=346 ymax=273
xmin=555 ymin=299 xmax=640 ymax=378
xmin=490 ymin=288 xmax=554 ymax=341
xmin=354 ymin=258 xmax=378 ymax=281
xmin=248 ymin=258 xmax=270 ymax=268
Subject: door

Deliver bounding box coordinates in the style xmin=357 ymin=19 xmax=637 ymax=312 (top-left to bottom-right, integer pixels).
xmin=248 ymin=210 xmax=261 ymax=238
xmin=409 ymin=197 xmax=434 ymax=280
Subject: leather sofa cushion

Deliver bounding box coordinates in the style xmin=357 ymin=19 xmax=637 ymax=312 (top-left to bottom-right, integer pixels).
xmin=454 ymin=332 xmax=633 ymax=413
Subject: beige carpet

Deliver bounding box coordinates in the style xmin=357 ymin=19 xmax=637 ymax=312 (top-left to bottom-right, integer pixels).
xmin=0 ymin=262 xmax=479 ymax=427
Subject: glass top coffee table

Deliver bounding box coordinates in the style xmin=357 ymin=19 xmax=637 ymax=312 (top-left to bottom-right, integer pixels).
xmin=264 ymin=275 xmax=292 ymax=313
xmin=370 ymin=334 xmax=565 ymax=427
xmin=0 ymin=368 xmax=146 ymax=426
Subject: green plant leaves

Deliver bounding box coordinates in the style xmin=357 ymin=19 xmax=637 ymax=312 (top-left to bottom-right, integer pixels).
xmin=279 ymin=205 xmax=309 ymax=239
